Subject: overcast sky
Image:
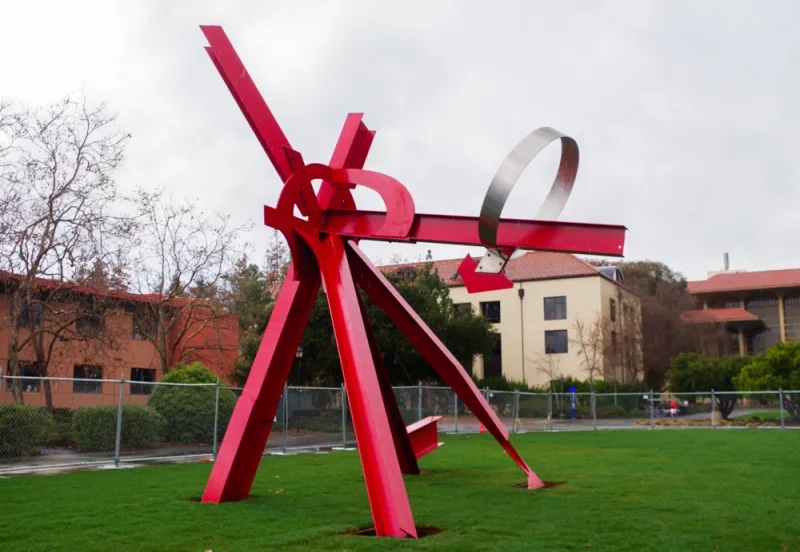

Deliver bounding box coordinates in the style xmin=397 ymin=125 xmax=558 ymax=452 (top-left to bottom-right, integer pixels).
xmin=2 ymin=0 xmax=798 ymax=282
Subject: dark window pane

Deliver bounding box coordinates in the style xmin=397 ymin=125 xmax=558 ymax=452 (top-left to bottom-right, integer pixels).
xmin=5 ymin=361 xmax=42 ymax=392
xmin=480 ymin=301 xmax=501 ymax=323
xmin=73 ymin=365 xmax=103 ymax=394
xmin=544 ymin=296 xmax=567 ymax=320
xmin=544 ymin=330 xmax=568 ymax=354
xmin=130 ymin=368 xmax=157 ymax=395
xmin=77 ymin=314 xmax=104 ymax=338
xmin=609 ymin=299 xmax=617 ymax=322
xmin=484 ymin=335 xmax=502 ymax=378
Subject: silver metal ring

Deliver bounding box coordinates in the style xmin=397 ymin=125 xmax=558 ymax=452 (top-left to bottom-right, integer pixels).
xmin=476 ymin=127 xmax=579 ymax=273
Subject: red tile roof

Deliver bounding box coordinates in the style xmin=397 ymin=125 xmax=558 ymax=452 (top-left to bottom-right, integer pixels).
xmin=680 ymin=307 xmax=761 ymax=324
xmin=0 ymin=269 xmax=193 ymax=307
xmin=687 ymin=269 xmax=800 ymax=294
xmin=380 ymin=251 xmax=602 ymax=287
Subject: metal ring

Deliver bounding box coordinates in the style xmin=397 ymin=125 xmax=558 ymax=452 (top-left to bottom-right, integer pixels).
xmin=477 ymin=127 xmax=579 ymax=251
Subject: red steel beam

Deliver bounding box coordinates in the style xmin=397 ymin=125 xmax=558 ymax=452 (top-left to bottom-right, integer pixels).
xmin=347 ymin=242 xmax=545 ymax=489
xmin=318 ymin=235 xmax=417 ymax=538
xmin=322 ymin=210 xmax=626 ymax=256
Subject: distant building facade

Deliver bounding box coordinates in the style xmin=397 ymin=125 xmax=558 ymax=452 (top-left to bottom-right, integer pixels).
xmin=683 ymin=267 xmax=800 ymax=356
xmin=383 ymin=252 xmax=643 ymax=388
xmin=0 ymin=272 xmax=238 ymax=408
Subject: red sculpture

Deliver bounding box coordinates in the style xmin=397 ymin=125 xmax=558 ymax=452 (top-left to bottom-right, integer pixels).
xmin=198 ymin=25 xmax=626 ymax=538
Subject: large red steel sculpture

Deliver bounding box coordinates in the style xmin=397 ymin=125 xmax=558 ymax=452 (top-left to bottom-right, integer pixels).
xmin=198 ymin=25 xmax=627 ymax=538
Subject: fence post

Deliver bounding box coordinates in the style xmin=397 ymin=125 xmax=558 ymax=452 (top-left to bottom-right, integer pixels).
xmin=341 ymin=382 xmax=347 ymax=447
xmin=779 ymin=388 xmax=785 ymax=430
xmin=453 ymin=390 xmax=459 ymax=434
xmin=114 ymin=373 xmax=125 ymax=468
xmin=711 ymin=389 xmax=716 ymax=427
xmin=513 ymin=389 xmax=520 ymax=434
xmin=417 ymin=381 xmax=423 ymax=421
xmin=213 ymin=378 xmax=221 ymax=460
xmin=591 ymin=389 xmax=597 ymax=431
xmin=649 ymin=390 xmax=655 ymax=429
xmin=282 ymin=383 xmax=289 ymax=453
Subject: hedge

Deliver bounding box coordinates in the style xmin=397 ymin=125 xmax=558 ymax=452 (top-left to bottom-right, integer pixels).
xmin=71 ymin=405 xmax=164 ymax=451
xmin=147 ymin=362 xmax=237 ymax=444
xmin=0 ymin=404 xmax=55 ymax=458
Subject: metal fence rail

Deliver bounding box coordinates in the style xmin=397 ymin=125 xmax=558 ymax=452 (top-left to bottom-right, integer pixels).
xmin=1 ymin=376 xmax=797 ymax=474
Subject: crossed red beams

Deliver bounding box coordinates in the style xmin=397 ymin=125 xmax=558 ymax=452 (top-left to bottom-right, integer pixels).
xmin=198 ymin=26 xmax=626 ymax=539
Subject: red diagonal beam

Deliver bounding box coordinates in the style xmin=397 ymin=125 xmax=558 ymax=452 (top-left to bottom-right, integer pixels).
xmin=347 ymin=242 xmax=545 ymax=489
xmin=318 ymin=235 xmax=417 ymax=538
xmin=201 ymin=25 xmax=294 ymax=181
xmin=322 ymin=210 xmax=626 ymax=256
xmin=355 ymin=291 xmax=420 ymax=475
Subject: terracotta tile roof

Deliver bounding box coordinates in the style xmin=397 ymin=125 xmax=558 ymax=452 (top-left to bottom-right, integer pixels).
xmin=680 ymin=307 xmax=761 ymax=324
xmin=380 ymin=251 xmax=602 ymax=287
xmin=687 ymin=268 xmax=800 ymax=294
xmin=0 ymin=269 xmax=193 ymax=307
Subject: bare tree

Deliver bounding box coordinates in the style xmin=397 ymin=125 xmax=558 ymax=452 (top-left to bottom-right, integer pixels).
xmin=529 ymin=352 xmax=562 ymax=387
xmin=0 ymin=95 xmax=132 ymax=407
xmin=570 ymin=314 xmax=613 ymax=388
xmin=618 ymin=301 xmax=645 ymax=382
xmin=129 ymin=188 xmax=248 ymax=374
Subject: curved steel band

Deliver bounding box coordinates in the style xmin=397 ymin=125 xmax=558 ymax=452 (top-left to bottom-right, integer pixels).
xmin=477 ymin=127 xmax=579 ymax=252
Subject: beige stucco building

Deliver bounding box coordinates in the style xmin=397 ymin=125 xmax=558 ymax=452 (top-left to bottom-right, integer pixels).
xmin=385 ymin=252 xmax=643 ymax=388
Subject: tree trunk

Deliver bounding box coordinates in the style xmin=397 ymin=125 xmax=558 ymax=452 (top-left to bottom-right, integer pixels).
xmin=786 ymin=394 xmax=800 ymax=421
xmin=8 ymin=331 xmax=22 ymax=404
xmin=717 ymin=395 xmax=738 ymax=420
xmin=8 ymin=290 xmax=23 ymax=404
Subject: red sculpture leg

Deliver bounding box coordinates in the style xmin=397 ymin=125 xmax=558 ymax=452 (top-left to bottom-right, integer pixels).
xmin=355 ymin=292 xmax=420 ymax=475
xmin=203 ymin=262 xmax=320 ymax=502
xmin=318 ymin=235 xmax=417 ymax=538
xmin=347 ymin=242 xmax=545 ymax=489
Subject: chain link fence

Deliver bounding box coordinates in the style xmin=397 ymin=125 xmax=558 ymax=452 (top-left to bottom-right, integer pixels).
xmin=1 ymin=376 xmax=798 ymax=474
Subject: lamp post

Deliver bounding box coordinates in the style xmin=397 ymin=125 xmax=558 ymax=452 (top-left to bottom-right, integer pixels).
xmin=295 ymin=346 xmax=303 ymax=383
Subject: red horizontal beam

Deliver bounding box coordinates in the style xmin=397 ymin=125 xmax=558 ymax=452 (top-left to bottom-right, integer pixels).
xmin=321 ymin=210 xmax=627 ymax=257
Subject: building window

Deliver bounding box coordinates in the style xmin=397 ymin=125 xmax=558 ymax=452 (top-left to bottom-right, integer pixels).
xmin=5 ymin=361 xmax=42 ymax=392
xmin=16 ymin=299 xmax=44 ymax=329
xmin=484 ymin=335 xmax=502 ymax=378
xmin=454 ymin=303 xmax=472 ymax=316
xmin=73 ymin=365 xmax=103 ymax=394
xmin=544 ymin=296 xmax=567 ymax=321
xmin=745 ymin=297 xmax=780 ymax=353
xmin=480 ymin=301 xmax=501 ymax=323
xmin=132 ymin=308 xmax=158 ymax=341
xmin=130 ymin=368 xmax=157 ymax=395
xmin=77 ymin=314 xmax=104 ymax=338
xmin=610 ymin=331 xmax=618 ymax=355
xmin=610 ymin=299 xmax=617 ymax=322
xmin=786 ymin=296 xmax=800 ymax=342
xmin=544 ymin=330 xmax=568 ymax=354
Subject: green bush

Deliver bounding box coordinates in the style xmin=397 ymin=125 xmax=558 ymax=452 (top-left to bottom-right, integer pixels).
xmin=47 ymin=408 xmax=74 ymax=446
xmin=148 ymin=362 xmax=237 ymax=444
xmin=71 ymin=405 xmax=164 ymax=451
xmin=595 ymin=404 xmax=627 ymax=418
xmin=0 ymin=404 xmax=55 ymax=458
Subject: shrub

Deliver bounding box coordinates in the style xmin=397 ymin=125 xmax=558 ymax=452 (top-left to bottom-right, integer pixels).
xmin=595 ymin=404 xmax=627 ymax=418
xmin=47 ymin=408 xmax=74 ymax=446
xmin=71 ymin=405 xmax=164 ymax=451
xmin=0 ymin=404 xmax=55 ymax=458
xmin=148 ymin=362 xmax=237 ymax=444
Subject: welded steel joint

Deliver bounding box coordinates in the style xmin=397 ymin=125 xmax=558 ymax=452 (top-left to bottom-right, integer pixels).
xmin=476 ymin=127 xmax=579 ymax=273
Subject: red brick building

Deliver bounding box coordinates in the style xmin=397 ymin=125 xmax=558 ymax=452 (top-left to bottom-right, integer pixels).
xmin=0 ymin=272 xmax=239 ymax=408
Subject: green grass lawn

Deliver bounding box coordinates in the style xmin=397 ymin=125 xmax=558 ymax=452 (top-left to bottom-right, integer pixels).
xmin=1 ymin=431 xmax=798 ymax=551
xmin=734 ymin=410 xmax=786 ymax=421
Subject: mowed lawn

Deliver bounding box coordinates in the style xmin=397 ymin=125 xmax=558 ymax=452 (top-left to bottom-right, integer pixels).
xmin=1 ymin=430 xmax=798 ymax=551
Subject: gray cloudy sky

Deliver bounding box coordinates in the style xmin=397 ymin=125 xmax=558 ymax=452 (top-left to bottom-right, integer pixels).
xmin=3 ymin=0 xmax=798 ymax=281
